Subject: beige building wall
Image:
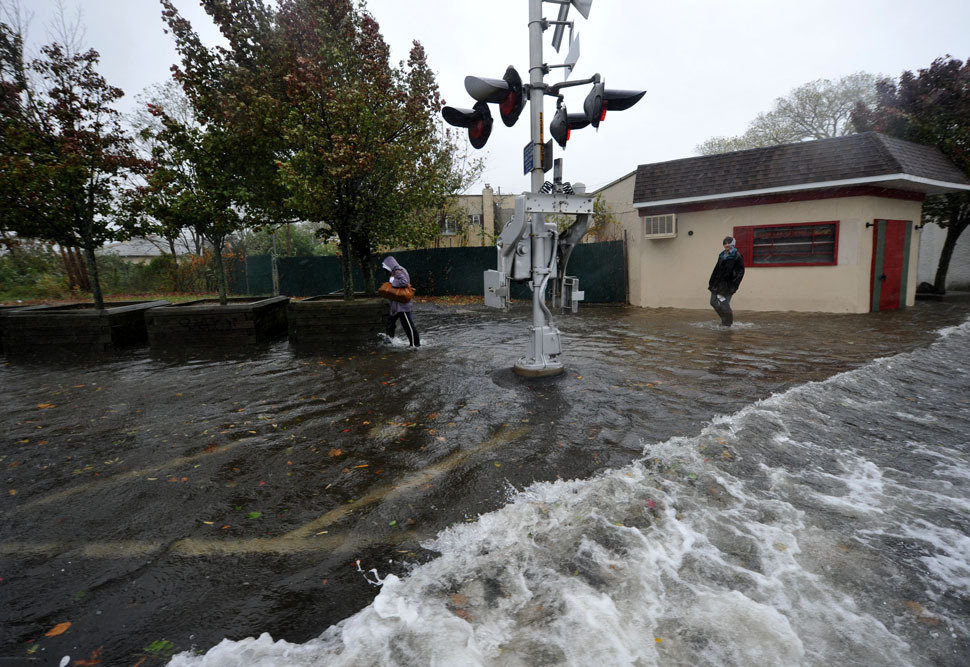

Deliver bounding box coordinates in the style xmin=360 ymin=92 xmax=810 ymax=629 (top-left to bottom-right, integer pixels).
xmin=441 ymin=186 xmax=519 ymax=248
xmin=626 ymin=195 xmax=924 ymax=313
xmin=589 ymin=172 xmax=637 ymax=243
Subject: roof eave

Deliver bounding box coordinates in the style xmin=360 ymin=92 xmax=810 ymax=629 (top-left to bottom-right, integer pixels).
xmin=633 ymin=174 xmax=970 ymax=209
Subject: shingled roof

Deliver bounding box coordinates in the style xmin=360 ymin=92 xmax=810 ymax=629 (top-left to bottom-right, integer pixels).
xmin=633 ymin=132 xmax=970 ymax=208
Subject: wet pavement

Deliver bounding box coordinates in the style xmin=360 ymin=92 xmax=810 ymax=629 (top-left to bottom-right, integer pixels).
xmin=3 ymin=296 xmax=970 ymax=665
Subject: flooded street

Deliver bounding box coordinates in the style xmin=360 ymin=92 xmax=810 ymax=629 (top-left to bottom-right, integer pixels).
xmin=3 ymin=298 xmax=970 ymax=665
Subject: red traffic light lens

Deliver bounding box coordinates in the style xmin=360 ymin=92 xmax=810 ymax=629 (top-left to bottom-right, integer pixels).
xmin=499 ymin=91 xmax=516 ymax=117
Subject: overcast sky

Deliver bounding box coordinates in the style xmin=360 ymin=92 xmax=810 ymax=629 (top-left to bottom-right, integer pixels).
xmin=16 ymin=0 xmax=970 ymax=194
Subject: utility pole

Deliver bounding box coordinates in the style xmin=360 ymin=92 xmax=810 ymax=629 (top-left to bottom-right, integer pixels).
xmin=516 ymin=0 xmax=563 ymax=377
xmin=443 ymin=0 xmax=643 ymax=378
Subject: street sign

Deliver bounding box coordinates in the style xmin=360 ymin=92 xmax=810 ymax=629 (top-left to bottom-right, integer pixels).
xmin=552 ymin=0 xmax=593 ymax=52
xmin=523 ymin=141 xmax=534 ymax=175
xmin=565 ymin=33 xmax=581 ymax=77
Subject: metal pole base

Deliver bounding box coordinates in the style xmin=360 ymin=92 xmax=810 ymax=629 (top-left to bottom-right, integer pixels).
xmin=513 ymin=358 xmax=565 ymax=378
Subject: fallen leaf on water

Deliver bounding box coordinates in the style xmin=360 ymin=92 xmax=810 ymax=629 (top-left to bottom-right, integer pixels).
xmin=8 ymin=489 xmax=16 ymax=496
xmin=144 ymin=640 xmax=175 ymax=655
xmin=37 ymin=403 xmax=55 ymax=409
xmin=354 ymin=464 xmax=369 ymax=469
xmin=247 ymin=512 xmax=261 ymax=519
xmin=73 ymin=646 xmax=103 ymax=665
xmin=44 ymin=621 xmax=71 ymax=637
xmin=329 ymin=448 xmax=342 ymax=457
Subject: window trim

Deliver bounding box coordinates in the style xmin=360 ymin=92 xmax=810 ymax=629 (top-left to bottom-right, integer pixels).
xmin=735 ymin=220 xmax=840 ymax=267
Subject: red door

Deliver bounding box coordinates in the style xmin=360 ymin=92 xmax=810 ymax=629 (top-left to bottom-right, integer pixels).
xmin=870 ymin=220 xmax=911 ymax=311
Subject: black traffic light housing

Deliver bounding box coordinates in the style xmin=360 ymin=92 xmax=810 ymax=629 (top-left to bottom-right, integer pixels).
xmin=498 ymin=66 xmax=526 ymax=127
xmin=583 ymin=82 xmax=605 ymax=128
xmin=550 ymin=101 xmax=592 ymax=149
xmin=443 ymin=66 xmax=525 ymax=148
xmin=584 ymin=87 xmax=646 ymax=127
xmin=442 ymin=100 xmax=493 ymax=149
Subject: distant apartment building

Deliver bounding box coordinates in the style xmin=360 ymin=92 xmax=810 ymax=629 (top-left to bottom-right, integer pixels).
xmin=438 ymin=177 xmax=638 ymax=248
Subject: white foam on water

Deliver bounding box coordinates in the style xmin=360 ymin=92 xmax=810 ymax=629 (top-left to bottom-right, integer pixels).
xmin=171 ymin=318 xmax=970 ymax=666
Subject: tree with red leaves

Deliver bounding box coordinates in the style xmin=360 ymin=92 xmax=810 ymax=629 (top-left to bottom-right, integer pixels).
xmin=0 ymin=21 xmax=147 ymax=308
xmin=852 ymin=56 xmax=970 ymax=292
xmin=161 ymin=0 xmax=473 ymax=299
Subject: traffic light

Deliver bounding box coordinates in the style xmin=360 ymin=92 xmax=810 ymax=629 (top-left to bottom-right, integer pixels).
xmin=583 ymin=82 xmax=605 ymax=128
xmin=463 ymin=66 xmax=525 ymax=127
xmin=550 ymin=104 xmax=591 ymax=149
xmin=442 ymin=100 xmax=493 ymax=149
xmin=443 ymin=67 xmax=525 ymax=149
xmin=583 ymin=87 xmax=646 ymax=127
xmin=498 ymin=67 xmax=525 ymax=127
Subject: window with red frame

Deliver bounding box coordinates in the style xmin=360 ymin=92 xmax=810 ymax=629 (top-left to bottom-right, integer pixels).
xmin=733 ymin=221 xmax=839 ymax=267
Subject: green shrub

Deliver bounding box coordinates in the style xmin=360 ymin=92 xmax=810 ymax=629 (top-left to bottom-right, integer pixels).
xmin=33 ymin=273 xmax=71 ymax=299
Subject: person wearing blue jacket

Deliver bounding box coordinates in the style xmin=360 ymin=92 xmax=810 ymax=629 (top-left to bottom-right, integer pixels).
xmin=381 ymin=256 xmax=420 ymax=347
xmin=708 ymin=236 xmax=745 ymax=326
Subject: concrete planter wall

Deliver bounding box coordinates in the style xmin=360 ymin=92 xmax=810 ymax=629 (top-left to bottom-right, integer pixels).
xmin=287 ymin=296 xmax=386 ymax=345
xmin=0 ymin=300 xmax=170 ymax=356
xmin=145 ymin=296 xmax=289 ymax=347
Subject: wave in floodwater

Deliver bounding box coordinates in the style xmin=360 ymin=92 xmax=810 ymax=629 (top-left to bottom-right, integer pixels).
xmin=171 ymin=319 xmax=970 ymax=666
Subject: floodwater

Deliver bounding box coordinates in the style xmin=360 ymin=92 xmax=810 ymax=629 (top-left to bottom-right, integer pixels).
xmin=2 ymin=297 xmax=970 ymax=666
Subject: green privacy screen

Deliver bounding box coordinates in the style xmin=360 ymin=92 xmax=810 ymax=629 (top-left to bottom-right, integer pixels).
xmin=231 ymin=240 xmax=626 ymax=303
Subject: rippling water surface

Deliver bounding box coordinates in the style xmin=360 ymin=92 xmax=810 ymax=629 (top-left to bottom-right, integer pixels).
xmin=2 ymin=299 xmax=970 ymax=665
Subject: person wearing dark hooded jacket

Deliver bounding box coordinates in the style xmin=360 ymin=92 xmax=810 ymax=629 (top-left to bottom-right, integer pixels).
xmin=708 ymin=236 xmax=745 ymax=326
xmin=381 ymin=255 xmax=420 ymax=347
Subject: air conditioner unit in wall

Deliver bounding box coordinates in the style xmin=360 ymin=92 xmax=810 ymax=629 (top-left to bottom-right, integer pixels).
xmin=643 ymin=213 xmax=676 ymax=239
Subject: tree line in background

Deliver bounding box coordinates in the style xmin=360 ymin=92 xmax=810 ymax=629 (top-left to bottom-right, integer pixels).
xmin=696 ymin=59 xmax=969 ymax=291
xmin=1 ymin=0 xmax=965 ymax=303
xmin=1 ymin=0 xmax=480 ymax=306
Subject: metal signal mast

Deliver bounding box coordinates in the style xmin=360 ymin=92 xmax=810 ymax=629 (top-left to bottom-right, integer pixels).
xmin=443 ymin=0 xmax=644 ymax=377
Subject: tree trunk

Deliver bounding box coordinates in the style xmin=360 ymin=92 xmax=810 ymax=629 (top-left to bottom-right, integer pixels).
xmin=337 ymin=229 xmax=355 ymax=300
xmin=166 ymin=236 xmax=180 ymax=291
xmin=934 ymin=222 xmax=969 ymax=292
xmin=352 ymin=232 xmax=376 ymax=295
xmin=212 ymin=237 xmax=229 ymax=305
xmin=59 ymin=247 xmax=76 ymax=288
xmin=82 ymin=245 xmax=104 ymax=309
xmin=72 ymin=247 xmax=91 ymax=291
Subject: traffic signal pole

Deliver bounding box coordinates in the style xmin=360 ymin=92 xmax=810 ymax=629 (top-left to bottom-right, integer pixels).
xmin=515 ymin=0 xmax=564 ymax=377
xmin=444 ymin=1 xmax=642 ymax=377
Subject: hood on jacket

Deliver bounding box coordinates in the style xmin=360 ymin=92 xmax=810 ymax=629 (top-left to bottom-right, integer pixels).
xmin=382 ymin=256 xmax=401 ymax=272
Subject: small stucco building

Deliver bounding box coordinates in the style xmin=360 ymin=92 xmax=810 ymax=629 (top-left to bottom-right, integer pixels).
xmin=628 ymin=132 xmax=970 ymax=313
